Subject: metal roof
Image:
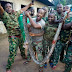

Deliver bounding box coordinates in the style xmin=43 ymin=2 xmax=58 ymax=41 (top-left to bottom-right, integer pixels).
xmin=36 ymin=0 xmax=54 ymax=6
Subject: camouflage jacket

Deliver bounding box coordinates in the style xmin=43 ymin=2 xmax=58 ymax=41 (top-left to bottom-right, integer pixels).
xmin=60 ymin=17 xmax=72 ymax=43
xmin=2 ymin=10 xmax=21 ymax=36
xmin=55 ymin=12 xmax=62 ymax=20
xmin=43 ymin=21 xmax=58 ymax=42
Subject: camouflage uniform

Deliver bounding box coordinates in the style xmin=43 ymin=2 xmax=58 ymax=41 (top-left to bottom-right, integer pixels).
xmin=50 ymin=12 xmax=64 ymax=65
xmin=52 ymin=17 xmax=72 ymax=70
xmin=51 ymin=40 xmax=65 ymax=66
xmin=32 ymin=42 xmax=43 ymax=67
xmin=2 ymin=11 xmax=25 ymax=70
xmin=63 ymin=41 xmax=72 ymax=72
xmin=56 ymin=12 xmax=65 ymax=61
xmin=55 ymin=12 xmax=62 ymax=20
xmin=60 ymin=17 xmax=72 ymax=72
xmin=43 ymin=22 xmax=58 ymax=56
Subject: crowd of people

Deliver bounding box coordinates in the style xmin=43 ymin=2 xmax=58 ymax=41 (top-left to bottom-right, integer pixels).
xmin=0 ymin=2 xmax=72 ymax=72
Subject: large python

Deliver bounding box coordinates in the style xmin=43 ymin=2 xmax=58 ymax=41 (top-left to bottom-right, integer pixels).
xmin=23 ymin=11 xmax=68 ymax=65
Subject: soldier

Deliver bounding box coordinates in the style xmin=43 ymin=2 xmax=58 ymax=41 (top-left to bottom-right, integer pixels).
xmin=49 ymin=4 xmax=64 ymax=69
xmin=0 ymin=2 xmax=33 ymax=72
xmin=25 ymin=8 xmax=45 ymax=72
xmin=55 ymin=4 xmax=63 ymax=23
xmin=60 ymin=5 xmax=71 ymax=62
xmin=62 ymin=21 xmax=72 ymax=72
xmin=50 ymin=6 xmax=71 ymax=70
xmin=51 ymin=3 xmax=64 ymax=64
xmin=43 ymin=13 xmax=59 ymax=68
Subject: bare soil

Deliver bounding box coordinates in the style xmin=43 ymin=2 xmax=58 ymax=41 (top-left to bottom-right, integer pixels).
xmin=0 ymin=34 xmax=72 ymax=72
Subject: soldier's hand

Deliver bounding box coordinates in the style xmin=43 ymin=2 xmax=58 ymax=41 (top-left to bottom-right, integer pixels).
xmin=61 ymin=12 xmax=64 ymax=17
xmin=59 ymin=18 xmax=64 ymax=23
xmin=27 ymin=11 xmax=31 ymax=15
xmin=25 ymin=11 xmax=30 ymax=17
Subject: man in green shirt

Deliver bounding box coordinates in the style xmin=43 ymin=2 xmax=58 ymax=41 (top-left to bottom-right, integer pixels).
xmin=0 ymin=2 xmax=33 ymax=72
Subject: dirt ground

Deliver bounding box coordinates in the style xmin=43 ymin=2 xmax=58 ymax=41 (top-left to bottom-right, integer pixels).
xmin=0 ymin=34 xmax=72 ymax=72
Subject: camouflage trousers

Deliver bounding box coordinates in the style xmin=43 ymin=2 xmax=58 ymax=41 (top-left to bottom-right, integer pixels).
xmin=63 ymin=43 xmax=72 ymax=72
xmin=6 ymin=35 xmax=26 ymax=70
xmin=51 ymin=40 xmax=66 ymax=66
xmin=43 ymin=40 xmax=52 ymax=57
xmin=32 ymin=41 xmax=43 ymax=67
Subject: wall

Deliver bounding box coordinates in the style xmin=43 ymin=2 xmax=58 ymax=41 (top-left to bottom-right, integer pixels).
xmin=1 ymin=0 xmax=48 ymax=15
xmin=0 ymin=21 xmax=7 ymax=34
xmin=0 ymin=0 xmax=48 ymax=34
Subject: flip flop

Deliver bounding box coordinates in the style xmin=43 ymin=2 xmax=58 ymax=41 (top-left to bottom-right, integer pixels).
xmin=44 ymin=63 xmax=47 ymax=68
xmin=49 ymin=62 xmax=53 ymax=68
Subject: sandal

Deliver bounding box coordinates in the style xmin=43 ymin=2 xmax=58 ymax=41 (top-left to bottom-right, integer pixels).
xmin=49 ymin=62 xmax=53 ymax=68
xmin=44 ymin=63 xmax=47 ymax=68
xmin=52 ymin=66 xmax=57 ymax=70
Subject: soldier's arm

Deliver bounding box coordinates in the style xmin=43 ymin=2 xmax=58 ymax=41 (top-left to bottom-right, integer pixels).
xmin=20 ymin=3 xmax=33 ymax=13
xmin=25 ymin=11 xmax=41 ymax=29
xmin=54 ymin=18 xmax=64 ymax=23
xmin=54 ymin=19 xmax=59 ymax=23
xmin=0 ymin=4 xmax=4 ymax=16
xmin=63 ymin=22 xmax=72 ymax=29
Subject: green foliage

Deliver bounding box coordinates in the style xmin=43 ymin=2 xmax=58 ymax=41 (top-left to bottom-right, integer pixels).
xmin=53 ymin=0 xmax=72 ymax=6
xmin=52 ymin=0 xmax=72 ymax=10
xmin=66 ymin=0 xmax=72 ymax=4
xmin=60 ymin=0 xmax=66 ymax=5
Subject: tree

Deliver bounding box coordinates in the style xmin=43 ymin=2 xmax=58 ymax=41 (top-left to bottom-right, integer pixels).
xmin=66 ymin=0 xmax=72 ymax=5
xmin=60 ymin=0 xmax=66 ymax=5
xmin=52 ymin=0 xmax=59 ymax=10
